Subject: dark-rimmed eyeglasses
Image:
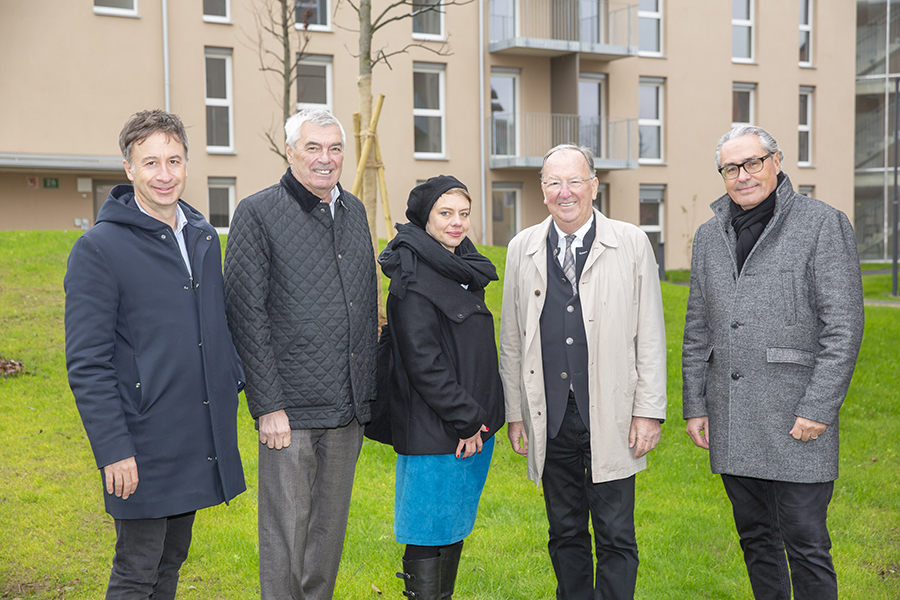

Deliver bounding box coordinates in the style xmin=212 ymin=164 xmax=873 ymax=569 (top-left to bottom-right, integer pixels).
xmin=718 ymin=152 xmax=774 ymax=180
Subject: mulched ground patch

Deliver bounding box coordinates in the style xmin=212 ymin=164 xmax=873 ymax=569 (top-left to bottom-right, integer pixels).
xmin=0 ymin=357 xmax=24 ymax=377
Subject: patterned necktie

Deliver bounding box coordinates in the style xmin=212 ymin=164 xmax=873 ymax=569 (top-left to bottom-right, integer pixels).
xmin=563 ymin=234 xmax=577 ymax=295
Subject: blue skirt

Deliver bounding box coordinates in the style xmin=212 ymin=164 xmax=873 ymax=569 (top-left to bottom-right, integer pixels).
xmin=394 ymin=436 xmax=494 ymax=546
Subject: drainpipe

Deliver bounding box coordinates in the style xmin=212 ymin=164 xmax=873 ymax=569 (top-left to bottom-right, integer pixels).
xmin=479 ymin=0 xmax=487 ymax=244
xmin=162 ymin=0 xmax=171 ymax=111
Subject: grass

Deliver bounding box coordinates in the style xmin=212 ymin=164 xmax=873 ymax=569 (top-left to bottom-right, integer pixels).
xmin=1 ymin=231 xmax=898 ymax=599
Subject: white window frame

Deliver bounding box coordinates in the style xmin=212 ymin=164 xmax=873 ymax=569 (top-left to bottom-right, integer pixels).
xmin=296 ymin=55 xmax=333 ymax=112
xmin=638 ymin=77 xmax=665 ymax=164
xmin=208 ymin=177 xmax=236 ymax=234
xmin=798 ymin=87 xmax=813 ymax=167
xmin=203 ymin=0 xmax=231 ymax=24
xmin=732 ymin=0 xmax=754 ymax=63
xmin=638 ymin=0 xmax=663 ymax=57
xmin=295 ymin=0 xmax=330 ymax=32
xmin=639 ymin=185 xmax=665 ymax=263
xmin=413 ymin=62 xmax=446 ymax=159
xmin=205 ymin=47 xmax=234 ymax=154
xmin=491 ymin=183 xmax=522 ymax=246
xmin=594 ymin=182 xmax=609 ymax=215
xmin=799 ymin=0 xmax=813 ymax=66
xmin=732 ymin=82 xmax=756 ymax=127
xmin=412 ymin=0 xmax=444 ymax=41
xmin=491 ymin=68 xmax=520 ymax=157
xmin=93 ymin=0 xmax=138 ymax=18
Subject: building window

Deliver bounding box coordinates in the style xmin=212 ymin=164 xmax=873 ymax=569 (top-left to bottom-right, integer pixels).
xmin=799 ymin=0 xmax=812 ymax=66
xmin=579 ymin=75 xmax=606 ymax=158
xmin=412 ymin=0 xmax=443 ymax=39
xmin=491 ymin=184 xmax=521 ymax=247
xmin=799 ymin=87 xmax=813 ymax=165
xmin=732 ymin=82 xmax=755 ymax=126
xmin=205 ymin=48 xmax=234 ymax=152
xmin=413 ymin=63 xmax=445 ymax=157
xmin=296 ymin=0 xmax=328 ymax=29
xmin=798 ymin=185 xmax=814 ymax=197
xmin=94 ymin=0 xmax=137 ymax=17
xmin=593 ymin=182 xmax=609 ymax=215
xmin=638 ymin=0 xmax=662 ymax=56
xmin=732 ymin=0 xmax=753 ymax=62
xmin=297 ymin=55 xmax=332 ymax=112
xmin=490 ymin=70 xmax=519 ymax=157
xmin=639 ymin=184 xmax=665 ymax=265
xmin=639 ymin=78 xmax=664 ymax=162
xmin=203 ymin=0 xmax=229 ymax=23
xmin=208 ymin=178 xmax=235 ymax=231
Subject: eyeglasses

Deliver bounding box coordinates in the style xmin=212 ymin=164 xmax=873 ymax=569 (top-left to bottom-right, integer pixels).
xmin=718 ymin=152 xmax=774 ymax=180
xmin=542 ymin=177 xmax=595 ymax=192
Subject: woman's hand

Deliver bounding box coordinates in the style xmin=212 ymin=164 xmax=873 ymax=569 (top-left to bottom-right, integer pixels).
xmin=456 ymin=425 xmax=489 ymax=459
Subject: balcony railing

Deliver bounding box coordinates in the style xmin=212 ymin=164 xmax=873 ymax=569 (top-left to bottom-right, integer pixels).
xmin=489 ymin=0 xmax=637 ymax=59
xmin=490 ymin=113 xmax=637 ymax=170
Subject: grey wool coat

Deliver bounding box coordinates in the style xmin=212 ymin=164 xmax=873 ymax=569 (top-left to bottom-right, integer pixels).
xmin=682 ymin=173 xmax=864 ymax=483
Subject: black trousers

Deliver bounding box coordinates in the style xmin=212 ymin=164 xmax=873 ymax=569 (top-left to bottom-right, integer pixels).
xmin=721 ymin=474 xmax=837 ymax=600
xmin=106 ymin=512 xmax=196 ymax=600
xmin=541 ymin=397 xmax=638 ymax=600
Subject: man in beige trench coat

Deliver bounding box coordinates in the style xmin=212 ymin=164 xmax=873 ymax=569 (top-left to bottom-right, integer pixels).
xmin=499 ymin=144 xmax=667 ymax=600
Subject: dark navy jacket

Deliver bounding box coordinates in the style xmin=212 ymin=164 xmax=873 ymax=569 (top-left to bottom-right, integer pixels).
xmin=65 ymin=185 xmax=246 ymax=519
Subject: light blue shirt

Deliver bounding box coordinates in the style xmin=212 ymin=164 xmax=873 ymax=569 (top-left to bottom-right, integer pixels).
xmin=136 ymin=200 xmax=192 ymax=276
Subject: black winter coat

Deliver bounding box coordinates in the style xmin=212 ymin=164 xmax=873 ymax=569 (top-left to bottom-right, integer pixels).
xmin=224 ymin=175 xmax=378 ymax=429
xmin=385 ymin=260 xmax=505 ymax=455
xmin=65 ymin=185 xmax=246 ymax=519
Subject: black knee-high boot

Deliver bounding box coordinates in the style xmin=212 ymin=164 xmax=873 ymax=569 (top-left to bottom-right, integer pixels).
xmin=439 ymin=541 xmax=463 ymax=599
xmin=397 ymin=556 xmax=442 ymax=599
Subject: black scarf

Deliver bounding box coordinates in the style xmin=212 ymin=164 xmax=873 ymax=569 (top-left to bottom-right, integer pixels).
xmin=730 ymin=172 xmax=783 ymax=273
xmin=378 ymin=222 xmax=498 ymax=299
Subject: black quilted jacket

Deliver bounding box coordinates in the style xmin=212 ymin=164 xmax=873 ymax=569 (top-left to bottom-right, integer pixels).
xmin=224 ymin=176 xmax=378 ymax=429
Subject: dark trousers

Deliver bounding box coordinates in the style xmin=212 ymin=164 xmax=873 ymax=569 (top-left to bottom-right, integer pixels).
xmin=541 ymin=397 xmax=638 ymax=600
xmin=106 ymin=512 xmax=196 ymax=600
xmin=721 ymin=474 xmax=837 ymax=600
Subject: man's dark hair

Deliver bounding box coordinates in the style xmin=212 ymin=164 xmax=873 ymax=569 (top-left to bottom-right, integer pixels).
xmin=119 ymin=109 xmax=189 ymax=166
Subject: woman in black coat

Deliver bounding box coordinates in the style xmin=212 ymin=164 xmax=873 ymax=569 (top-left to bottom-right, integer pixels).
xmin=378 ymin=175 xmax=505 ymax=600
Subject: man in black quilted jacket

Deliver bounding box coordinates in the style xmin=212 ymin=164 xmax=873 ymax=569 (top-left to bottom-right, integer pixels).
xmin=224 ymin=108 xmax=378 ymax=600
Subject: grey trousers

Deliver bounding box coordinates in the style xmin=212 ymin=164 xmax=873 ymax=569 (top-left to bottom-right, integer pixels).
xmin=258 ymin=418 xmax=364 ymax=600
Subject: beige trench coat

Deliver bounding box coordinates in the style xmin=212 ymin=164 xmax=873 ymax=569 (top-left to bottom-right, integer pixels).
xmin=499 ymin=210 xmax=667 ymax=485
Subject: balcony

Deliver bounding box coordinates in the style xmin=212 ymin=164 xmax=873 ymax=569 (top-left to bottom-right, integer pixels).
xmin=489 ymin=113 xmax=637 ymax=170
xmin=488 ymin=0 xmax=637 ymax=60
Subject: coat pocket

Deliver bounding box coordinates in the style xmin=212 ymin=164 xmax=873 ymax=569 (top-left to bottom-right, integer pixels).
xmin=766 ymin=347 xmax=815 ymax=367
xmin=701 ymin=345 xmax=714 ymax=397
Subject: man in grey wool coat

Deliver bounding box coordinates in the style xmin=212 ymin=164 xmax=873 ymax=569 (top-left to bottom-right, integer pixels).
xmin=682 ymin=125 xmax=864 ymax=600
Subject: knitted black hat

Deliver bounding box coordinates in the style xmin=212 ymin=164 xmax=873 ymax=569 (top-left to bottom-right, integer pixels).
xmin=405 ymin=174 xmax=468 ymax=230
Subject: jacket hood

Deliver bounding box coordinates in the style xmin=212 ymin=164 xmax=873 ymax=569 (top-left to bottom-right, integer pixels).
xmin=95 ymin=184 xmax=206 ymax=231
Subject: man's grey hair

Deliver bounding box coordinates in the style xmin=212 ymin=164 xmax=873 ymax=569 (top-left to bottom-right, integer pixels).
xmin=540 ymin=144 xmax=596 ymax=179
xmin=715 ymin=125 xmax=783 ymax=169
xmin=285 ymin=108 xmax=346 ymax=149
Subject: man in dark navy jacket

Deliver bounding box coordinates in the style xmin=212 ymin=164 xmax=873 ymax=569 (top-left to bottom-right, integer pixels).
xmin=65 ymin=110 xmax=245 ymax=599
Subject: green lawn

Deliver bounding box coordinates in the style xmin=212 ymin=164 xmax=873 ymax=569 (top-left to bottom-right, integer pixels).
xmin=1 ymin=231 xmax=898 ymax=599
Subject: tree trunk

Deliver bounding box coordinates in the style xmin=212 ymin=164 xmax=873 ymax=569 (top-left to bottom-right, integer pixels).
xmin=358 ymin=0 xmax=384 ymax=316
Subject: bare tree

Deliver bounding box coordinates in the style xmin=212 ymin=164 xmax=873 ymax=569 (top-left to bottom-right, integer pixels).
xmin=251 ymin=0 xmax=313 ymax=162
xmin=337 ymin=0 xmax=474 ymax=258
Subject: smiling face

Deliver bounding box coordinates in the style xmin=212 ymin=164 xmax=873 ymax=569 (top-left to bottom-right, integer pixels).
xmin=425 ymin=191 xmax=471 ymax=252
xmin=720 ymin=134 xmax=781 ymax=210
xmin=541 ymin=148 xmax=599 ymax=234
xmin=124 ymin=131 xmax=187 ymax=222
xmin=286 ymin=122 xmax=344 ymax=200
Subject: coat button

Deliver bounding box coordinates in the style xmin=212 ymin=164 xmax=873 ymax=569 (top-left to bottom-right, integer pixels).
xmin=184 ymin=285 xmax=189 ymax=290
xmin=457 ymin=313 xmax=464 ymax=319
xmin=534 ymin=290 xmax=541 ymax=296
xmin=349 ymin=301 xmax=353 ymax=307
xmin=566 ymin=337 xmax=574 ymax=345
xmin=731 ymin=372 xmax=740 ymax=380
xmin=203 ymin=400 xmax=209 ymax=405
xmin=530 ymin=370 xmax=534 ymax=374
xmin=560 ymin=372 xmax=568 ymax=380
xmin=161 ymin=234 xmax=167 ymax=240
xmin=206 ymin=235 xmax=212 ymax=241
xmin=207 ymin=456 xmax=214 ymax=461
xmin=195 ymin=283 xmax=200 ymax=288
xmin=135 ymin=382 xmax=141 ymax=388
xmin=199 ymin=342 xmax=202 ymax=347
xmin=338 ymin=254 xmax=343 ymax=259
xmin=731 ymin=321 xmax=739 ymax=329
xmin=567 ymin=305 xmax=574 ymax=313
xmin=537 ymin=411 xmax=542 ymax=416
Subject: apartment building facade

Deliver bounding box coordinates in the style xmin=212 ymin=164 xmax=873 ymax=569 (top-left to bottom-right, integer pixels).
xmin=0 ymin=1 xmax=855 ymax=271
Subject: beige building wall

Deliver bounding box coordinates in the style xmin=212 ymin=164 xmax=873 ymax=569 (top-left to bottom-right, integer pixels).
xmin=1 ymin=1 xmax=855 ymax=272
